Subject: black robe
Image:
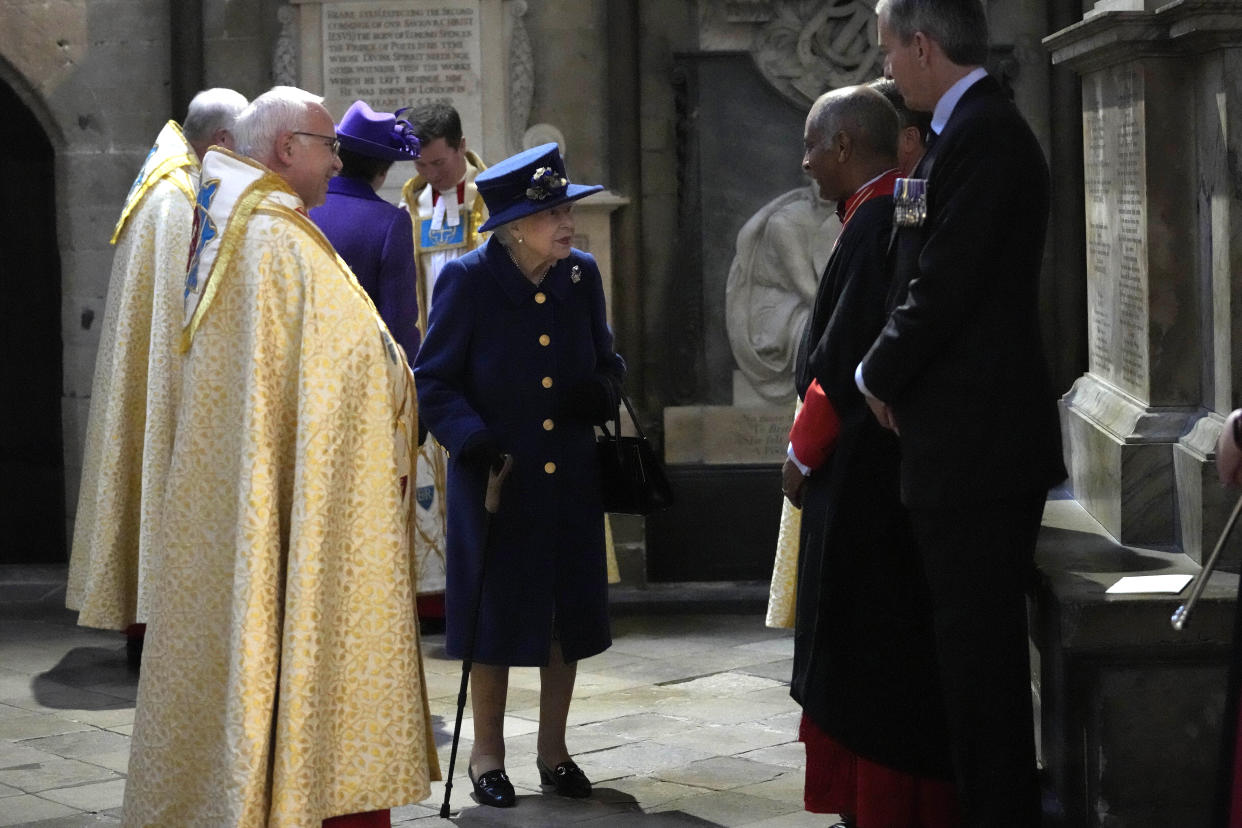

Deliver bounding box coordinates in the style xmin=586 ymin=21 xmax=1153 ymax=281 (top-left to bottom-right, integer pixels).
xmin=790 ymin=193 xmax=953 ymax=778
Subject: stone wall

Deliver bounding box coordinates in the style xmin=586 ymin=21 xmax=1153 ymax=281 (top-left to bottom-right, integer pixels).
xmin=0 ymin=0 xmax=623 ymax=552
xmin=522 ymin=1 xmax=609 ymax=184
xmin=3 ymin=0 xmax=1097 ymax=558
xmin=0 ymin=1 xmax=174 ymax=550
xmin=1049 ymin=0 xmax=1242 ymax=560
xmin=1040 ymin=3 xmax=1242 ymax=822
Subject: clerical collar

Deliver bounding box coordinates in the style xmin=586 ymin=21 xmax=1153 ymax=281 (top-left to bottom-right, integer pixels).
xmin=931 ymin=66 xmax=988 ymax=136
xmin=430 ymin=181 xmax=466 ymax=207
xmin=837 ymin=168 xmax=902 ymax=227
xmin=430 ymin=181 xmax=465 ymax=232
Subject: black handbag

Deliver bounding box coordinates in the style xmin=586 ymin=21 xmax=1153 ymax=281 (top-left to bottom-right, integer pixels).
xmin=596 ymin=391 xmax=674 ymax=515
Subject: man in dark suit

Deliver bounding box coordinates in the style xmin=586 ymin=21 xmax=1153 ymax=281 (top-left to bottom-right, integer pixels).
xmin=856 ymin=1 xmax=1066 ymax=825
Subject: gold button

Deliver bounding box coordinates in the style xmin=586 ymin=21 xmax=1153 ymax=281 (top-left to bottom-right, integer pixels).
xmin=535 ymin=292 xmax=547 ymax=304
xmin=539 ymin=334 xmax=551 ymax=346
xmin=543 ymin=418 xmax=554 ymax=431
xmin=544 ymin=461 xmax=556 ymax=474
xmin=541 ymin=376 xmax=553 ymax=388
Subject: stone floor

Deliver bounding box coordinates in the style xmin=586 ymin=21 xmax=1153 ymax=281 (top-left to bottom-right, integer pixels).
xmin=0 ymin=566 xmax=835 ymax=827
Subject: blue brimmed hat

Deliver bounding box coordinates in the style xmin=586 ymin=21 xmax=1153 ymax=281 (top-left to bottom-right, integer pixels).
xmin=476 ymin=143 xmax=602 ymax=232
xmin=336 ymin=100 xmax=420 ymax=162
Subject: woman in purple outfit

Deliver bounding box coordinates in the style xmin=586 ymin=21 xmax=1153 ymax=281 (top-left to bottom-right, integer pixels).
xmin=309 ymin=100 xmax=422 ymax=362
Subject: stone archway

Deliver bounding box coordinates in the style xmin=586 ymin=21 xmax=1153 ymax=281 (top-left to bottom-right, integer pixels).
xmin=0 ymin=77 xmax=65 ymax=563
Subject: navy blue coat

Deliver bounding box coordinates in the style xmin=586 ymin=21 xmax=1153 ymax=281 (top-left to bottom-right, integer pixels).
xmin=412 ymin=237 xmax=625 ymax=666
xmin=309 ymin=176 xmax=421 ymax=361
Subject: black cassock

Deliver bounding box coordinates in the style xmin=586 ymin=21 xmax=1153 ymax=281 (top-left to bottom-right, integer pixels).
xmin=790 ymin=193 xmax=952 ymax=778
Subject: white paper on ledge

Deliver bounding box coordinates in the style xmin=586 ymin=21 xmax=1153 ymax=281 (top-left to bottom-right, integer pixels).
xmin=1105 ymin=574 xmax=1193 ymax=595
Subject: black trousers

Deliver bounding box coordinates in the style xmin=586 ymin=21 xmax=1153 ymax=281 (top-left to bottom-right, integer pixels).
xmin=910 ymin=493 xmax=1047 ymax=828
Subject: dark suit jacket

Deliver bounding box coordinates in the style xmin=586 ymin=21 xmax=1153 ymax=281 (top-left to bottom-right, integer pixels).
xmin=860 ymin=74 xmax=1066 ymax=508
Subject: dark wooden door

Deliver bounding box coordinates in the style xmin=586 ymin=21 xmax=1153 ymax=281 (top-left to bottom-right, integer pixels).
xmin=0 ymin=81 xmax=65 ymax=563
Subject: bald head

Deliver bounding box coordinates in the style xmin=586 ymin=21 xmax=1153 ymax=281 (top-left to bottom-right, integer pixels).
xmin=808 ymin=85 xmax=899 ymax=162
xmin=183 ymin=88 xmax=248 ymax=160
xmin=802 ymin=85 xmax=899 ymax=202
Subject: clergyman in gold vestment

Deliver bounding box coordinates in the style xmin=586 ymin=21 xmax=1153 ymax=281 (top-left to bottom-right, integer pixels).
xmin=66 ymin=90 xmax=247 ymax=638
xmin=122 ymin=87 xmax=438 ymax=828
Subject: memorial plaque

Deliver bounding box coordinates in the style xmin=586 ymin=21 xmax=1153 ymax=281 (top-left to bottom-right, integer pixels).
xmin=664 ymin=405 xmax=791 ymax=464
xmin=321 ymin=1 xmax=482 ymax=147
xmin=1083 ymin=64 xmax=1149 ymax=401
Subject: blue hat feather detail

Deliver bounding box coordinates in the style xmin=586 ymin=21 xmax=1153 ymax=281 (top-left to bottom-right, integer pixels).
xmin=476 ymin=143 xmax=602 ymax=232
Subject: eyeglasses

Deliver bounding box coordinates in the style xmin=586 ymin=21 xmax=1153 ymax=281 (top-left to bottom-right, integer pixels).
xmin=293 ymin=131 xmax=340 ymax=155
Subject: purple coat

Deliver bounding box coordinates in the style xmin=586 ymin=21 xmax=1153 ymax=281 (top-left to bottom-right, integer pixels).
xmin=309 ymin=176 xmax=421 ymax=361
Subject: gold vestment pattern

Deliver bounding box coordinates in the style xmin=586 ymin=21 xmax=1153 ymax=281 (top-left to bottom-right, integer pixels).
xmin=67 ymin=121 xmax=198 ymax=629
xmin=123 ymin=151 xmax=438 ymax=826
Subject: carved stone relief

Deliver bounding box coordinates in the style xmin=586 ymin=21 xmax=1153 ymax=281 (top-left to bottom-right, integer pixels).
xmin=505 ymin=0 xmax=533 ymax=155
xmin=700 ymin=0 xmax=883 ymax=107
xmin=273 ymin=4 xmax=298 ymax=86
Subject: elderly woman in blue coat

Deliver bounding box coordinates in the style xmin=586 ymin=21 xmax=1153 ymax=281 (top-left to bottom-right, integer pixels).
xmin=413 ymin=143 xmax=624 ymax=808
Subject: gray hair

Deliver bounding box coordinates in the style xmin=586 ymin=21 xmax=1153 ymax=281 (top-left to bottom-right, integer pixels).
xmin=876 ymin=0 xmax=989 ymax=67
xmin=232 ymin=86 xmax=325 ymax=161
xmin=491 ymin=221 xmax=521 ymax=248
xmin=182 ymin=88 xmax=248 ymax=145
xmin=808 ymin=85 xmax=898 ymax=161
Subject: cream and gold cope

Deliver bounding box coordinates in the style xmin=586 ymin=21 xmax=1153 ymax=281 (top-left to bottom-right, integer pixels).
xmin=123 ymin=149 xmax=439 ymax=827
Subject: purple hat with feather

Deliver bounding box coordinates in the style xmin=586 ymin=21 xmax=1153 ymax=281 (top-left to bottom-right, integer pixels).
xmin=336 ymin=100 xmax=420 ymax=162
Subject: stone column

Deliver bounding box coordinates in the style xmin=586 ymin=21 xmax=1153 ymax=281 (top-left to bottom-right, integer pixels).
xmin=1045 ymin=1 xmax=1242 ymax=563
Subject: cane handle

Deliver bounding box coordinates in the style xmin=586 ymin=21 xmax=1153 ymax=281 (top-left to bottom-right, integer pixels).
xmin=485 ymin=454 xmax=513 ymax=514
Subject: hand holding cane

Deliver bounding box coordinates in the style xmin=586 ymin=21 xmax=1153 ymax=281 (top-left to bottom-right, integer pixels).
xmin=1171 ymin=491 xmax=1242 ymax=631
xmin=441 ymin=453 xmax=513 ymax=818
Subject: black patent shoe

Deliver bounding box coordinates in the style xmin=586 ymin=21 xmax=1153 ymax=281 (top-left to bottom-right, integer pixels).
xmin=537 ymin=756 xmax=592 ymax=798
xmin=469 ymin=766 xmax=515 ymax=807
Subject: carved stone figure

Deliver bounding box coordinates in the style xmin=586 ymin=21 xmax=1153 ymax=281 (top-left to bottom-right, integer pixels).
xmin=726 ymin=181 xmax=839 ymax=403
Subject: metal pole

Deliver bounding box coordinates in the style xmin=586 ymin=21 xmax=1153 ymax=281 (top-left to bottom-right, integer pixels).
xmin=1171 ymin=492 xmax=1242 ymax=631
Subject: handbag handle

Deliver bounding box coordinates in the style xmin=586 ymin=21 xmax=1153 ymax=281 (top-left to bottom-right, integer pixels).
xmin=601 ymin=389 xmax=650 ymax=443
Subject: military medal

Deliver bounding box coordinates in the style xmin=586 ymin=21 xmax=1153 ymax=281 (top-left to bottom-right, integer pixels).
xmin=893 ymin=177 xmax=928 ymax=228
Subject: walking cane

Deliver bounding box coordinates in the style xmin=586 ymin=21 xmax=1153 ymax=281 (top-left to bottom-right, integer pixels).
xmin=1171 ymin=492 xmax=1242 ymax=631
xmin=441 ymin=453 xmax=513 ymax=818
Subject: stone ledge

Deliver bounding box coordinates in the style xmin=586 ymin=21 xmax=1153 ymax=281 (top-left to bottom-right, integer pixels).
xmin=1035 ymin=497 xmax=1236 ymax=649
xmin=1033 ymin=497 xmax=1234 ymax=827
xmin=608 ymin=581 xmax=771 ymax=616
